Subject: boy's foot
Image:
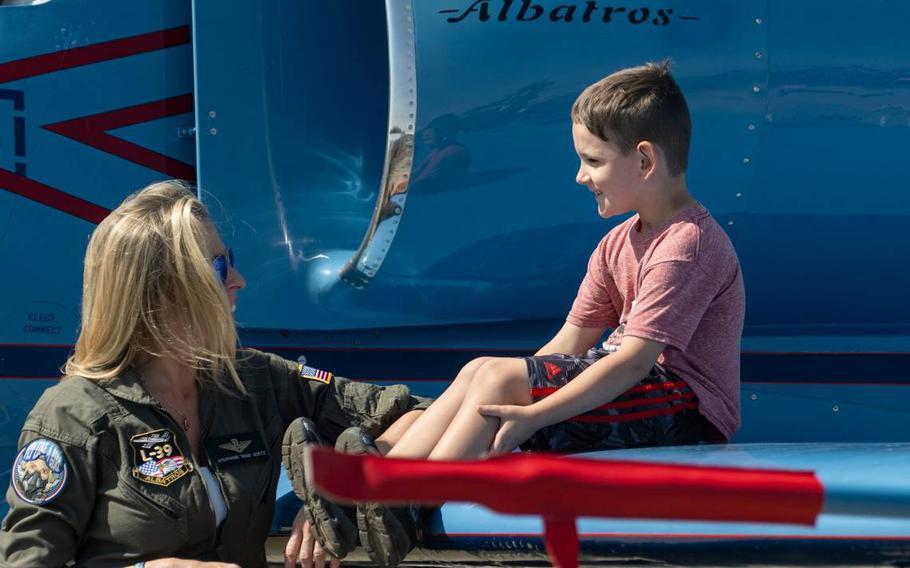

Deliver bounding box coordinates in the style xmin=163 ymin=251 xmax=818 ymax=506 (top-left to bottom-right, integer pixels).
xmin=281 ymin=417 xmax=358 ymax=559
xmin=335 ymin=427 xmax=421 ymax=568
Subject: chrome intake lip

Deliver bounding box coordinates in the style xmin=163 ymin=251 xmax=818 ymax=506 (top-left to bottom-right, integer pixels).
xmin=340 ymin=0 xmax=417 ymax=289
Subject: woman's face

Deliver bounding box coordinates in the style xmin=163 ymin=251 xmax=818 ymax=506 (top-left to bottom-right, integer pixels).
xmin=205 ymin=223 xmax=245 ymax=310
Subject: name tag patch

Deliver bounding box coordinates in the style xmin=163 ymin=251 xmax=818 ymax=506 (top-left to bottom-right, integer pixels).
xmin=13 ymin=438 xmax=68 ymax=505
xmin=205 ymin=431 xmax=268 ymax=467
xmin=130 ymin=429 xmax=192 ymax=486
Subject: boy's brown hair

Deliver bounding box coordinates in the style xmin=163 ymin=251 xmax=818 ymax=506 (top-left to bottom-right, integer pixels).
xmin=572 ymin=61 xmax=691 ymax=176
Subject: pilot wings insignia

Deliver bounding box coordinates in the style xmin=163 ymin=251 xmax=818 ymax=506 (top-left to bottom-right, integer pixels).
xmin=218 ymin=438 xmax=252 ymax=453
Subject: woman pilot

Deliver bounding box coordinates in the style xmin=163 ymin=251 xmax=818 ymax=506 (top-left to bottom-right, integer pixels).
xmin=0 ymin=180 xmax=428 ymax=567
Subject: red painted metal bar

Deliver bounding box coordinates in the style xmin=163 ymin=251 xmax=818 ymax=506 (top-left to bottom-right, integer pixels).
xmin=305 ymin=447 xmax=824 ymax=568
xmin=306 ymin=447 xmax=823 ymax=524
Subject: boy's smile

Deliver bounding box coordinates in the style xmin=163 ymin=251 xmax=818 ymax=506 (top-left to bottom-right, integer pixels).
xmin=572 ymin=122 xmax=642 ymax=219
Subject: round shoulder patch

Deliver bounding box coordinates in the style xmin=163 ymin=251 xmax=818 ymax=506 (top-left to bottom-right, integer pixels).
xmin=12 ymin=438 xmax=69 ymax=505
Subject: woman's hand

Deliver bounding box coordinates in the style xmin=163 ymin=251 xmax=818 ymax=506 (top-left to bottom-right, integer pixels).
xmin=285 ymin=506 xmax=341 ymax=568
xmin=144 ymin=559 xmax=240 ymax=567
xmin=477 ymin=404 xmax=541 ymax=456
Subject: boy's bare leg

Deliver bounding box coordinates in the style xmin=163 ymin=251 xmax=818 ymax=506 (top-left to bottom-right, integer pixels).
xmin=375 ymin=409 xmax=423 ymax=455
xmin=386 ymin=357 xmax=494 ymax=459
xmin=428 ymin=358 xmax=532 ymax=460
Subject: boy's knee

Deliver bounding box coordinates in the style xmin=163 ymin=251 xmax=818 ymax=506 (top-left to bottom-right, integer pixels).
xmin=471 ymin=358 xmax=529 ymax=401
xmin=454 ymin=356 xmax=495 ymax=387
xmin=466 ymin=356 xmax=495 ymax=373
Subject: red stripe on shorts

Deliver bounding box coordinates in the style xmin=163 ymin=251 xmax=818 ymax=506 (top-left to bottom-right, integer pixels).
xmin=592 ymin=391 xmax=696 ymax=411
xmin=531 ymin=378 xmax=690 ymax=397
xmin=569 ymin=402 xmax=699 ymax=423
xmin=530 ymin=380 xmax=690 ymax=400
xmin=626 ymin=380 xmax=690 ymax=394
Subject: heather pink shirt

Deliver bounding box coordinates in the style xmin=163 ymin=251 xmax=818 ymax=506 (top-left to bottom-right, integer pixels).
xmin=567 ymin=204 xmax=745 ymax=439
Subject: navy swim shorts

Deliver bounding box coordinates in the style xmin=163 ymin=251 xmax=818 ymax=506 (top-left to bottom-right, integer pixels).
xmin=521 ymin=349 xmax=723 ymax=453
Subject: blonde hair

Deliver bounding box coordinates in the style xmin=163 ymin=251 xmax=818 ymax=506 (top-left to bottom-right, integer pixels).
xmin=65 ymin=180 xmax=245 ymax=394
xmin=572 ymin=60 xmax=691 ymax=176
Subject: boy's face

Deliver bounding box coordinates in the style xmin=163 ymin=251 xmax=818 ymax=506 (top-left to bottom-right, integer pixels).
xmin=572 ymin=122 xmax=642 ymax=219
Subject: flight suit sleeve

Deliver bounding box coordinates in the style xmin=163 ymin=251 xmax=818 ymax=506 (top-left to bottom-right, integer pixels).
xmin=260 ymin=351 xmax=432 ymax=439
xmin=0 ymin=427 xmax=98 ymax=567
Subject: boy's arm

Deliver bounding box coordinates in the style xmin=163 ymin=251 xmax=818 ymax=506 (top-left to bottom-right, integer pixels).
xmin=529 ymin=336 xmax=664 ymax=425
xmin=480 ymin=336 xmax=664 ymax=454
xmin=534 ymin=322 xmax=607 ymax=357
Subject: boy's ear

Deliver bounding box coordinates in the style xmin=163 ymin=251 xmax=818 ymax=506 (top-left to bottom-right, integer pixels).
xmin=637 ymin=141 xmax=659 ymax=180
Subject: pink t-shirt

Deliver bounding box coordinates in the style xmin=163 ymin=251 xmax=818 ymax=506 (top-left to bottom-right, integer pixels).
xmin=567 ymin=204 xmax=745 ymax=439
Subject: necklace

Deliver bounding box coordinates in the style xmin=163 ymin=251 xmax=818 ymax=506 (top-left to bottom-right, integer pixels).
xmin=139 ymin=376 xmax=193 ymax=432
xmin=159 ymin=401 xmax=191 ymax=432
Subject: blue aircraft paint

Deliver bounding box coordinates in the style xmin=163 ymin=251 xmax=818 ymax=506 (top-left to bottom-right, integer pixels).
xmin=0 ymin=0 xmax=909 ymax=561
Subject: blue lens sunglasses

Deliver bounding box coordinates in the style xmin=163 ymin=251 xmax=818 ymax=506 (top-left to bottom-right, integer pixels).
xmin=212 ymin=248 xmax=235 ymax=283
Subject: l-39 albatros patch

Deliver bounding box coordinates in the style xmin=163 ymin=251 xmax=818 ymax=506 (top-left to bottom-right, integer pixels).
xmin=298 ymin=363 xmax=333 ymax=384
xmin=13 ymin=438 xmax=68 ymax=505
xmin=130 ymin=429 xmax=193 ymax=486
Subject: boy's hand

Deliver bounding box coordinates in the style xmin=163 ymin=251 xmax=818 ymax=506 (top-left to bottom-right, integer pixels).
xmin=477 ymin=404 xmax=540 ymax=456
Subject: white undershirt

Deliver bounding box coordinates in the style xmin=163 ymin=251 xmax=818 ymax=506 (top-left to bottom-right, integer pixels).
xmin=199 ymin=466 xmax=228 ymax=526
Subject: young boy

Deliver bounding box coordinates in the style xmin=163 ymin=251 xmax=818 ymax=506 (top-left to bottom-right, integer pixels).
xmin=286 ymin=61 xmax=746 ymax=568
xmin=387 ymin=60 xmax=744 ymax=462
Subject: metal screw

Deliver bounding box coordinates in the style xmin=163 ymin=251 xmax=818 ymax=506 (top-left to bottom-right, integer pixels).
xmin=753 ymin=85 xmax=761 ymax=93
xmin=743 ymin=157 xmax=752 ymax=164
xmin=832 ymin=405 xmax=840 ymax=413
xmin=755 ymin=51 xmax=763 ymax=59
xmin=736 ymin=192 xmax=743 ymax=198
xmin=750 ymin=394 xmax=758 ymax=401
xmin=754 ymin=17 xmax=763 ymax=24
xmin=727 ymin=220 xmax=734 ymax=226
xmin=748 ymin=124 xmax=756 ymax=131
xmin=209 ymin=128 xmax=218 ymax=135
xmin=208 ymin=111 xmax=216 ymax=118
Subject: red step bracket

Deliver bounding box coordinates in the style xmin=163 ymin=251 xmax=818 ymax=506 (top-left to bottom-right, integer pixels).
xmin=305 ymin=447 xmax=824 ymax=568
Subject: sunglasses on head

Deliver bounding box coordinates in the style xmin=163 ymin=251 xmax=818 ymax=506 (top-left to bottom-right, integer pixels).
xmin=212 ymin=248 xmax=235 ymax=283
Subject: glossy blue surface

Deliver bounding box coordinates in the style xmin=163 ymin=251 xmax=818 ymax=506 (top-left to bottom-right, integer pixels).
xmin=1 ymin=0 xmax=909 ymax=556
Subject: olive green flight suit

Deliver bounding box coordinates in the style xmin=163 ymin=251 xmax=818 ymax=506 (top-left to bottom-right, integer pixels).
xmin=0 ymin=349 xmax=430 ymax=568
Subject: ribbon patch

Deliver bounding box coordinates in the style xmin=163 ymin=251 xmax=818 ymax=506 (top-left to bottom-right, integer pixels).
xmin=298 ymin=363 xmax=333 ymax=384
xmin=13 ymin=438 xmax=68 ymax=505
xmin=130 ymin=429 xmax=192 ymax=486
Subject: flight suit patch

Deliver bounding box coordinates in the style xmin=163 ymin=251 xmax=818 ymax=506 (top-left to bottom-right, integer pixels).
xmin=12 ymin=438 xmax=68 ymax=505
xmin=205 ymin=431 xmax=269 ymax=467
xmin=297 ymin=363 xmax=333 ymax=384
xmin=130 ymin=429 xmax=193 ymax=486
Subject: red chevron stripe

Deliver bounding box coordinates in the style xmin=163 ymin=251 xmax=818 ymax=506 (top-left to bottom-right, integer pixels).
xmin=0 ymin=167 xmax=108 ymax=223
xmin=43 ymin=94 xmax=196 ymax=180
xmin=0 ymin=26 xmax=190 ymax=84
